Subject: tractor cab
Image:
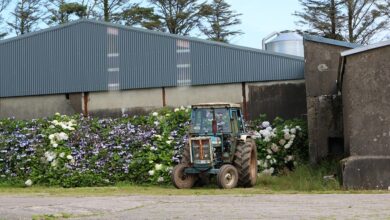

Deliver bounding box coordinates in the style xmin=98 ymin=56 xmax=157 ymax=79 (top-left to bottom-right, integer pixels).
xmin=190 ymin=103 xmax=245 ymax=136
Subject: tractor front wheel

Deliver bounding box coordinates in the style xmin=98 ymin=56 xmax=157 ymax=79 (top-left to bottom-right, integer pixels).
xmin=172 ymin=164 xmax=197 ymax=189
xmin=217 ymin=164 xmax=238 ymax=189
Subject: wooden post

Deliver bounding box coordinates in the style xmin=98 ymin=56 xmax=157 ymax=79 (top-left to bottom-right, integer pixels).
xmin=162 ymin=87 xmax=166 ymax=107
xmin=242 ymin=82 xmax=248 ymax=120
xmin=83 ymin=92 xmax=89 ymax=116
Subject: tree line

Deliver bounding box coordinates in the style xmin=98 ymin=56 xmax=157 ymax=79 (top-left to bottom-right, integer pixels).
xmin=295 ymin=0 xmax=390 ymax=44
xmin=0 ymin=0 xmax=389 ymax=44
xmin=0 ymin=0 xmax=242 ymax=43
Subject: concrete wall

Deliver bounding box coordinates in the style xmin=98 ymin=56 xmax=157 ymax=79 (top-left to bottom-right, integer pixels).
xmin=304 ymin=40 xmax=350 ymax=163
xmin=1 ymin=81 xmax=308 ymax=121
xmin=304 ymin=41 xmax=344 ymax=96
xmin=247 ymin=80 xmax=307 ymax=120
xmin=165 ymin=84 xmax=243 ymax=107
xmin=0 ymin=94 xmax=80 ymax=119
xmin=342 ymin=46 xmax=390 ymax=156
xmin=341 ymin=46 xmax=390 ymax=189
xmin=87 ymin=88 xmax=163 ymax=117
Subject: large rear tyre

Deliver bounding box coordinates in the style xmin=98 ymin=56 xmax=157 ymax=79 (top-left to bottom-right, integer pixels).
xmin=234 ymin=139 xmax=258 ymax=187
xmin=217 ymin=164 xmax=238 ymax=189
xmin=172 ymin=164 xmax=197 ymax=189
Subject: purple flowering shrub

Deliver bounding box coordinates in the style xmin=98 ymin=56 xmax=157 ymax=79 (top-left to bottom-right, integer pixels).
xmin=0 ymin=118 xmax=47 ymax=182
xmin=0 ymin=107 xmax=190 ymax=187
xmin=0 ymin=109 xmax=308 ymax=187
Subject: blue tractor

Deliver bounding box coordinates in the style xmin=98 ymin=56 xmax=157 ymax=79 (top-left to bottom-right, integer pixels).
xmin=172 ymin=103 xmax=258 ymax=189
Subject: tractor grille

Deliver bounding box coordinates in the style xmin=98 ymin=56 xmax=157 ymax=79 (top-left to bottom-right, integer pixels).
xmin=191 ymin=138 xmax=212 ymax=164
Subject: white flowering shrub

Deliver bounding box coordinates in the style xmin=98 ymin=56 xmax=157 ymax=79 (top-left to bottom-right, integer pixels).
xmin=0 ymin=109 xmax=308 ymax=187
xmin=250 ymin=116 xmax=308 ymax=175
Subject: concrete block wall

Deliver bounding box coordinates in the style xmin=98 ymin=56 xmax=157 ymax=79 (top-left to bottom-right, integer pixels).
xmin=341 ymin=46 xmax=390 ymax=189
xmin=0 ymin=80 xmax=307 ymax=121
xmin=247 ymin=80 xmax=307 ymax=121
xmin=0 ymin=94 xmax=80 ymax=119
xmin=87 ymin=88 xmax=163 ymax=117
xmin=342 ymin=46 xmax=390 ymax=156
xmin=165 ymin=84 xmax=242 ymax=107
xmin=303 ymin=41 xmax=350 ymax=163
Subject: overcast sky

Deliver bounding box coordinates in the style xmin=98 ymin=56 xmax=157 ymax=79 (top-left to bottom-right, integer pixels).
xmin=225 ymin=0 xmax=302 ymax=49
xmin=1 ymin=0 xmax=303 ymax=47
xmin=4 ymin=0 xmax=388 ymax=47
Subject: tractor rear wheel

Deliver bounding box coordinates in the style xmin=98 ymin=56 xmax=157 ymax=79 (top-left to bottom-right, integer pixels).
xmin=172 ymin=164 xmax=197 ymax=189
xmin=234 ymin=139 xmax=258 ymax=187
xmin=217 ymin=164 xmax=238 ymax=189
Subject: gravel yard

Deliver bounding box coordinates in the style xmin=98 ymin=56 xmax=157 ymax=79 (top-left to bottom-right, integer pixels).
xmin=1 ymin=194 xmax=390 ymax=219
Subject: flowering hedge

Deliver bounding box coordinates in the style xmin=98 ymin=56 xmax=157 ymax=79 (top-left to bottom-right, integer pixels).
xmin=249 ymin=116 xmax=308 ymax=175
xmin=0 ymin=109 xmax=307 ymax=187
xmin=0 ymin=107 xmax=190 ymax=187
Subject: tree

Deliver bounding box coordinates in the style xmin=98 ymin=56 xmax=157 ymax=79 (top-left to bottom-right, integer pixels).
xmin=8 ymin=0 xmax=43 ymax=35
xmin=344 ymin=0 xmax=388 ymax=44
xmin=45 ymin=0 xmax=87 ymax=25
xmin=148 ymin=0 xmax=203 ymax=35
xmin=379 ymin=0 xmax=390 ymax=17
xmin=295 ymin=0 xmax=389 ymax=44
xmin=294 ymin=0 xmax=344 ymax=40
xmin=81 ymin=0 xmax=99 ymax=18
xmin=98 ymin=0 xmax=130 ymax=22
xmin=0 ymin=0 xmax=10 ymax=14
xmin=198 ymin=0 xmax=242 ymax=43
xmin=119 ymin=4 xmax=162 ymax=30
xmin=0 ymin=0 xmax=11 ymax=38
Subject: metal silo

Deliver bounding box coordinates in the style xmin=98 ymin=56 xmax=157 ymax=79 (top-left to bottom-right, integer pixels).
xmin=262 ymin=32 xmax=304 ymax=57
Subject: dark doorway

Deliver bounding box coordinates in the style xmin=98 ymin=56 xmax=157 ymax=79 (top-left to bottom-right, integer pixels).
xmin=328 ymin=137 xmax=344 ymax=158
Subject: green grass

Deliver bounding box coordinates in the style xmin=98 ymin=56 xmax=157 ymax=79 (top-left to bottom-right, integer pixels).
xmin=0 ymin=163 xmax=388 ymax=196
xmin=32 ymin=213 xmax=73 ymax=220
xmin=258 ymin=163 xmax=341 ymax=192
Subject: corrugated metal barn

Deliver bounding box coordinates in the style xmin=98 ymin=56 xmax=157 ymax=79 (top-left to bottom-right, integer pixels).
xmin=0 ymin=19 xmax=304 ymax=98
xmin=0 ymin=19 xmax=307 ymax=119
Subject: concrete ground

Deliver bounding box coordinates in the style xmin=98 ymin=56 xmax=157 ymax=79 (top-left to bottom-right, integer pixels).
xmin=1 ymin=194 xmax=390 ymax=219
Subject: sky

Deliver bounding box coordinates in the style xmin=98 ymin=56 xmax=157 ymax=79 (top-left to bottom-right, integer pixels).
xmin=225 ymin=0 xmax=302 ymax=49
xmin=2 ymin=0 xmax=390 ymax=46
xmin=1 ymin=0 xmax=304 ymax=49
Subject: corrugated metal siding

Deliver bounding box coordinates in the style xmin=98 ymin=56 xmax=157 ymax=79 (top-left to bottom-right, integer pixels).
xmin=190 ymin=41 xmax=304 ymax=85
xmin=0 ymin=22 xmax=108 ymax=97
xmin=0 ymin=20 xmax=304 ymax=98
xmin=118 ymin=27 xmax=177 ymax=89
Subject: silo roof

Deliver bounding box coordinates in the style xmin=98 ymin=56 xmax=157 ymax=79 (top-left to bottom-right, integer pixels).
xmin=269 ymin=32 xmax=303 ymax=43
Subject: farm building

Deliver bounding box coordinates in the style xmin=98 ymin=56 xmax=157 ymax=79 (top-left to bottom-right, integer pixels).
xmin=303 ymin=35 xmax=390 ymax=189
xmin=1 ymin=18 xmax=390 ymax=190
xmin=302 ymin=35 xmax=360 ymax=163
xmin=340 ymin=41 xmax=390 ymax=189
xmin=0 ymin=19 xmax=306 ymax=120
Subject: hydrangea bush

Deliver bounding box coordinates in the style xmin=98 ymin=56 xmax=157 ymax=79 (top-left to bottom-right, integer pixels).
xmin=0 ymin=110 xmax=307 ymax=187
xmin=249 ymin=116 xmax=308 ymax=175
xmin=0 ymin=108 xmax=190 ymax=187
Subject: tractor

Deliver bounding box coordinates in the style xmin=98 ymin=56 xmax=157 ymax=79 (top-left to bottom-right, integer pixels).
xmin=171 ymin=103 xmax=258 ymax=189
